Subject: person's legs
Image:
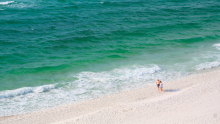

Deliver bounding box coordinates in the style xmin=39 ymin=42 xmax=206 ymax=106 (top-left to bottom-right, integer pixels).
xmin=160 ymin=87 xmax=163 ymax=92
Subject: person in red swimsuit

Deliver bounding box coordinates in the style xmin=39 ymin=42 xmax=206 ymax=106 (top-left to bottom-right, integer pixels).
xmin=156 ymin=79 xmax=161 ymax=91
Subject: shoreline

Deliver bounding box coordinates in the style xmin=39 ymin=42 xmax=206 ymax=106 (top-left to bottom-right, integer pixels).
xmin=1 ymin=68 xmax=220 ymax=124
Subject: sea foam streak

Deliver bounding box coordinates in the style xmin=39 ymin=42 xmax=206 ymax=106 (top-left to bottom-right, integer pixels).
xmin=0 ymin=65 xmax=166 ymax=117
xmin=195 ymin=61 xmax=220 ymax=70
xmin=74 ymin=65 xmax=162 ymax=92
xmin=0 ymin=1 xmax=14 ymax=5
xmin=0 ymin=65 xmax=185 ymax=117
xmin=213 ymin=43 xmax=220 ymax=50
xmin=76 ymin=65 xmax=161 ymax=80
xmin=0 ymin=84 xmax=55 ymax=99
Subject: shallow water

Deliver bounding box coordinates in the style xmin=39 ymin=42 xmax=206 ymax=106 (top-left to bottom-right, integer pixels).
xmin=1 ymin=0 xmax=220 ymax=117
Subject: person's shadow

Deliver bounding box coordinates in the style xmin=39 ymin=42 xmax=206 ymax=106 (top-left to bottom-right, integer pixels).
xmin=164 ymin=89 xmax=180 ymax=92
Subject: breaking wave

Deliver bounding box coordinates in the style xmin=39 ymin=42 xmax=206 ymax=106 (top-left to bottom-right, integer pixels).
xmin=0 ymin=84 xmax=55 ymax=99
xmin=0 ymin=1 xmax=14 ymax=5
xmin=213 ymin=43 xmax=220 ymax=50
xmin=195 ymin=61 xmax=220 ymax=70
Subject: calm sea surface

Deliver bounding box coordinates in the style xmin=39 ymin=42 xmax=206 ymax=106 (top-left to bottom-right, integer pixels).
xmin=1 ymin=0 xmax=220 ymax=116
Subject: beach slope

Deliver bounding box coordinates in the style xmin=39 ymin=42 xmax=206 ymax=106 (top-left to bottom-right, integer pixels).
xmin=1 ymin=70 xmax=220 ymax=124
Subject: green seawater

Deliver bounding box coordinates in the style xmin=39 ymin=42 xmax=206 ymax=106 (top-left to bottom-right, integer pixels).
xmin=1 ymin=0 xmax=220 ymax=116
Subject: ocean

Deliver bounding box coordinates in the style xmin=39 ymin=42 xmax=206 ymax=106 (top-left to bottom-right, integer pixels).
xmin=1 ymin=0 xmax=220 ymax=117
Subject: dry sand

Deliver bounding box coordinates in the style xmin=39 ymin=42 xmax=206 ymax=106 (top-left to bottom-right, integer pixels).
xmin=1 ymin=69 xmax=220 ymax=124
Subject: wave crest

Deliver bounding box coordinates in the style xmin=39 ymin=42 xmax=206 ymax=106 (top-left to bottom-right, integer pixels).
xmin=0 ymin=1 xmax=14 ymax=5
xmin=76 ymin=65 xmax=162 ymax=80
xmin=0 ymin=84 xmax=55 ymax=99
xmin=195 ymin=61 xmax=220 ymax=70
xmin=213 ymin=43 xmax=220 ymax=50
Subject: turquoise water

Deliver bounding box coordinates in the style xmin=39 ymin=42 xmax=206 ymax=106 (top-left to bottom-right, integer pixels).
xmin=1 ymin=0 xmax=220 ymax=116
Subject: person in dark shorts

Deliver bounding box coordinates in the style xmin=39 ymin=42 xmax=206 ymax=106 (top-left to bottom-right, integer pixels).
xmin=156 ymin=79 xmax=161 ymax=91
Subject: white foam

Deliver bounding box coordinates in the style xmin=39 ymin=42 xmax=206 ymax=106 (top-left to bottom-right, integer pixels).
xmin=1 ymin=65 xmax=182 ymax=117
xmin=0 ymin=1 xmax=14 ymax=5
xmin=195 ymin=61 xmax=220 ymax=70
xmin=113 ymin=65 xmax=161 ymax=79
xmin=77 ymin=65 xmax=161 ymax=80
xmin=213 ymin=43 xmax=220 ymax=47
xmin=213 ymin=43 xmax=220 ymax=50
xmin=1 ymin=1 xmax=34 ymax=8
xmin=0 ymin=65 xmax=161 ymax=100
xmin=33 ymin=85 xmax=55 ymax=93
xmin=0 ymin=87 xmax=32 ymax=99
xmin=0 ymin=84 xmax=55 ymax=99
xmin=73 ymin=65 xmax=163 ymax=95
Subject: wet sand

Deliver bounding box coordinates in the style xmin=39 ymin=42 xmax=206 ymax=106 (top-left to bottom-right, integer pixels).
xmin=1 ymin=69 xmax=220 ymax=124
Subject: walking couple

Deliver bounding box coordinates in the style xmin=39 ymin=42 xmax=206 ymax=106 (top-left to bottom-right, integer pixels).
xmin=156 ymin=79 xmax=163 ymax=92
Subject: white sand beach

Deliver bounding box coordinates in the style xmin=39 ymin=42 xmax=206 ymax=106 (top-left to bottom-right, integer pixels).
xmin=1 ymin=69 xmax=220 ymax=124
